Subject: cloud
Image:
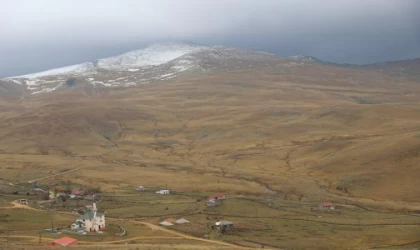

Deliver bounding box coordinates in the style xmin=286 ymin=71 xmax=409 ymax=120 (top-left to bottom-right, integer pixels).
xmin=1 ymin=0 xmax=419 ymax=76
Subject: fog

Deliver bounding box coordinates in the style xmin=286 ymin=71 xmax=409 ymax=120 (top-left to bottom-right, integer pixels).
xmin=1 ymin=0 xmax=419 ymax=77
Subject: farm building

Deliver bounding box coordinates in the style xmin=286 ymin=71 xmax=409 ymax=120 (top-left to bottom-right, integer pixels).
xmin=49 ymin=237 xmax=77 ymax=246
xmin=72 ymin=202 xmax=105 ymax=232
xmin=320 ymin=201 xmax=335 ymax=210
xmin=215 ymin=221 xmax=234 ymax=233
xmin=156 ymin=189 xmax=170 ymax=195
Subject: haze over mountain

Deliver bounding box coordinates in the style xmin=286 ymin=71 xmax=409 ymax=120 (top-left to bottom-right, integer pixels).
xmin=2 ymin=0 xmax=419 ymax=77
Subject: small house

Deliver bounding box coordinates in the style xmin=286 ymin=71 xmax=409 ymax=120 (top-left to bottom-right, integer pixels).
xmin=320 ymin=201 xmax=335 ymax=210
xmin=18 ymin=199 xmax=28 ymax=204
xmin=175 ymin=218 xmax=190 ymax=224
xmin=49 ymin=236 xmax=77 ymax=246
xmin=159 ymin=221 xmax=174 ymax=226
xmin=72 ymin=189 xmax=85 ymax=196
xmin=215 ymin=221 xmax=234 ymax=233
xmin=156 ymin=189 xmax=170 ymax=195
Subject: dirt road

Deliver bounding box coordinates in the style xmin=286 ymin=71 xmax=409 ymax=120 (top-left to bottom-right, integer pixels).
xmin=17 ymin=166 xmax=83 ymax=185
xmin=133 ymin=221 xmax=243 ymax=248
xmin=0 ymin=200 xmax=43 ymax=211
xmin=1 ymin=201 xmax=247 ymax=249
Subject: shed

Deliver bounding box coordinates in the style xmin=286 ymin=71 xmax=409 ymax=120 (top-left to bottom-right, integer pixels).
xmin=49 ymin=237 xmax=77 ymax=246
xmin=18 ymin=199 xmax=29 ymax=204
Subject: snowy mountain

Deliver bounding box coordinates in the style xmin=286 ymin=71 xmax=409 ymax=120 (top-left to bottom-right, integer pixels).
xmin=3 ymin=42 xmax=320 ymax=94
xmin=12 ymin=42 xmax=206 ymax=79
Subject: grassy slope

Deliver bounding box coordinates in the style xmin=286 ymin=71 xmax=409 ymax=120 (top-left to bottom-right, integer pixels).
xmin=1 ymin=64 xmax=420 ymax=208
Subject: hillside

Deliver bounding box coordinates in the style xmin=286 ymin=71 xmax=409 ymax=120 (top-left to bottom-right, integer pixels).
xmin=360 ymin=58 xmax=420 ymax=82
xmin=1 ymin=57 xmax=420 ymax=207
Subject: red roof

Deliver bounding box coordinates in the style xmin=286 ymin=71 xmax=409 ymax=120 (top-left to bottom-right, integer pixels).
xmin=322 ymin=201 xmax=334 ymax=207
xmin=209 ymin=194 xmax=226 ymax=199
xmin=49 ymin=237 xmax=77 ymax=246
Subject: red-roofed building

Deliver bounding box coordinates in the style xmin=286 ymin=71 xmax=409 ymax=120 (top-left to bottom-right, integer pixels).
xmin=320 ymin=201 xmax=335 ymax=210
xmin=209 ymin=194 xmax=226 ymax=200
xmin=72 ymin=189 xmax=85 ymax=196
xmin=49 ymin=237 xmax=77 ymax=246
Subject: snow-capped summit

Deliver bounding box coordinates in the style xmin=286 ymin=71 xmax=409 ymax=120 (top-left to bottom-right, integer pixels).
xmin=4 ymin=42 xmax=321 ymax=94
xmin=11 ymin=42 xmax=206 ymax=79
xmin=97 ymin=42 xmax=206 ymax=70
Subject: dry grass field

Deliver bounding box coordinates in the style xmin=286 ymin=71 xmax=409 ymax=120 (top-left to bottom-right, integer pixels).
xmin=1 ymin=63 xmax=420 ymax=249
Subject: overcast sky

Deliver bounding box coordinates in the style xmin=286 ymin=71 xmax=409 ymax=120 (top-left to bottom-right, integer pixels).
xmin=1 ymin=0 xmax=420 ymax=77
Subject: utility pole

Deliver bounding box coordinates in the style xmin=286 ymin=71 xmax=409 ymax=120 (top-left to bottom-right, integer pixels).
xmin=38 ymin=231 xmax=43 ymax=245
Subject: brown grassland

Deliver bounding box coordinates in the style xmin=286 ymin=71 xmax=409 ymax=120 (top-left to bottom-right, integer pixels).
xmin=1 ymin=63 xmax=420 ymax=249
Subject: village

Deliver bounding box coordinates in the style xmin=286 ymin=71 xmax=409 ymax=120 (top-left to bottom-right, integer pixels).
xmin=0 ymin=175 xmax=391 ymax=249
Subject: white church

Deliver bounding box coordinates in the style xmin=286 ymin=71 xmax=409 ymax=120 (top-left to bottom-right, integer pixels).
xmin=72 ymin=202 xmax=105 ymax=232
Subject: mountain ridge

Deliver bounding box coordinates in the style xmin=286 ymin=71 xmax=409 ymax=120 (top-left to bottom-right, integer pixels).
xmin=3 ymin=42 xmax=321 ymax=95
